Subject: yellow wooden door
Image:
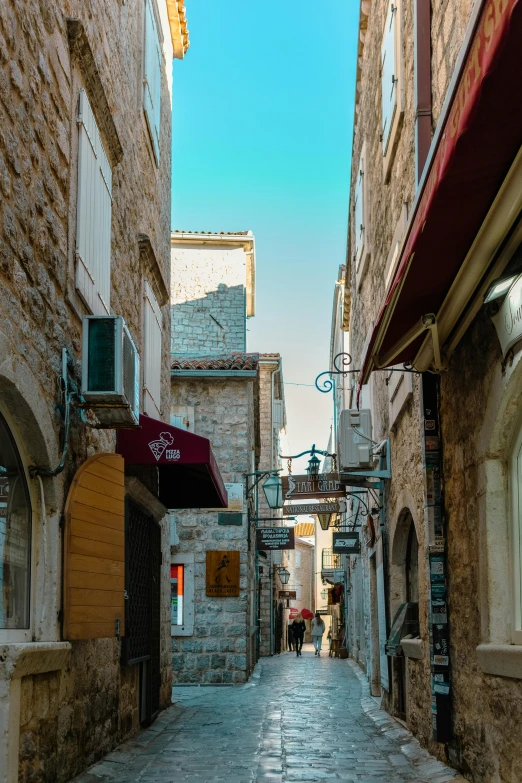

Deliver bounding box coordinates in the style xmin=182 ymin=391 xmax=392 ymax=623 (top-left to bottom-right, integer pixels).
xmin=63 ymin=453 xmax=125 ymax=639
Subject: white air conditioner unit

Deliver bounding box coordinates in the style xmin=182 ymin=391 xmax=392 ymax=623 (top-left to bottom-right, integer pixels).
xmin=338 ymin=409 xmax=373 ymax=470
xmin=82 ymin=316 xmax=140 ymax=428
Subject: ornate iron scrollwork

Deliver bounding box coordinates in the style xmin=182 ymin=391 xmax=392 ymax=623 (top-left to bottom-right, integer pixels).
xmin=315 ymin=353 xmax=357 ymax=393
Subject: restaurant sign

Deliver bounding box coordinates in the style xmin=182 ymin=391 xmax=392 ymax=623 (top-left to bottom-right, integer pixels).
xmin=206 ymin=551 xmax=240 ymax=597
xmin=282 ymin=501 xmax=340 ymax=517
xmin=492 ymin=275 xmax=522 ymax=357
xmin=333 ymin=532 xmax=360 ymax=554
xmin=281 ymin=473 xmax=344 ymax=501
xmin=256 ymin=527 xmax=295 ymax=551
xmin=279 ymin=590 xmax=297 ymax=599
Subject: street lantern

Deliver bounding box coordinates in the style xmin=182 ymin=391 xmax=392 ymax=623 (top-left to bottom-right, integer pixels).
xmin=278 ymin=567 xmax=290 ymax=585
xmin=306 ymin=454 xmax=321 ymax=475
xmin=262 ymin=474 xmax=283 ymax=509
xmin=317 ymin=512 xmax=332 ymax=531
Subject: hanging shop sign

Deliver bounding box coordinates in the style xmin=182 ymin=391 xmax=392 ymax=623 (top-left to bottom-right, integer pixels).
xmin=256 ymin=527 xmax=295 ymax=551
xmin=492 ymin=275 xmax=522 ymax=357
xmin=279 ymin=590 xmax=297 ymax=599
xmin=283 ymin=501 xmax=340 ymax=517
xmin=281 ymin=473 xmax=344 ymax=501
xmin=332 ymin=532 xmax=360 ymax=554
xmin=206 ymin=551 xmax=240 ymax=597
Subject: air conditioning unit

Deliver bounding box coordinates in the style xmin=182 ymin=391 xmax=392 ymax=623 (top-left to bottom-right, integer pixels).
xmin=82 ymin=316 xmax=140 ymax=428
xmin=338 ymin=409 xmax=373 ymax=470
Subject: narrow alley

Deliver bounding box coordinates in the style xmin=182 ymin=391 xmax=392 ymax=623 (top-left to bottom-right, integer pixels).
xmin=74 ymin=647 xmax=463 ymax=783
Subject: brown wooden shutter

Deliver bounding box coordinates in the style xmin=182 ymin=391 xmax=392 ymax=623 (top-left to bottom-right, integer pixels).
xmin=63 ymin=453 xmax=125 ymax=640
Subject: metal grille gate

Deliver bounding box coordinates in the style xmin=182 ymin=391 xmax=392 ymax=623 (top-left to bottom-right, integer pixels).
xmin=122 ymin=499 xmax=161 ymax=725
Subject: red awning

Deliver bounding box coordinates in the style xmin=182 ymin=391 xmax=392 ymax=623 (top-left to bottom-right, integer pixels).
xmin=360 ymin=0 xmax=522 ymax=389
xmin=117 ymin=415 xmax=228 ymax=509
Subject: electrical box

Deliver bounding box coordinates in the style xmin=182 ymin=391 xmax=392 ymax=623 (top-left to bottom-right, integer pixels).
xmin=338 ymin=409 xmax=373 ymax=470
xmin=82 ymin=316 xmax=140 ymax=427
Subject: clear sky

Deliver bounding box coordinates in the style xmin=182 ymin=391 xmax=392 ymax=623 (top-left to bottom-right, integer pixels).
xmin=171 ymin=0 xmax=359 ymax=474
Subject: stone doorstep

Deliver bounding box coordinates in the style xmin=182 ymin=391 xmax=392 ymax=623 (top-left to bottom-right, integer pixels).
xmin=346 ymin=660 xmax=468 ymax=783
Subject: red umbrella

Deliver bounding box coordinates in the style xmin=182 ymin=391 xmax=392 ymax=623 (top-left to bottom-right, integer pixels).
xmin=301 ymin=608 xmax=314 ymax=620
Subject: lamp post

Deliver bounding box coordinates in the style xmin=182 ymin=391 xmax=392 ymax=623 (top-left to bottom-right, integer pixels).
xmin=262 ymin=474 xmax=283 ymax=510
xmin=278 ymin=567 xmax=290 ymax=585
xmin=306 ymin=453 xmax=321 ymax=475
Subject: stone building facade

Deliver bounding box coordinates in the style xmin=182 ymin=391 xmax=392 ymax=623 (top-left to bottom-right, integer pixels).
xmin=169 ymin=233 xmax=287 ymax=680
xmin=0 ymin=1 xmax=190 ymax=781
xmin=342 ymin=0 xmax=522 ymax=781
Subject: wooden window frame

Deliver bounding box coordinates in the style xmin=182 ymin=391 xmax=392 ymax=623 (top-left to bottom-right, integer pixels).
xmin=381 ymin=0 xmax=405 ymax=182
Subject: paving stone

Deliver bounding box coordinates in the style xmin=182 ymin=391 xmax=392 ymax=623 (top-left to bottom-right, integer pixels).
xmin=72 ymin=644 xmax=462 ymax=783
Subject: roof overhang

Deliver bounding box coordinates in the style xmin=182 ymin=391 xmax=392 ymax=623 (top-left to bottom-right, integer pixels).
xmin=116 ymin=414 xmax=228 ymax=509
xmin=360 ymin=0 xmax=522 ymax=387
xmin=166 ymin=0 xmax=189 ymax=59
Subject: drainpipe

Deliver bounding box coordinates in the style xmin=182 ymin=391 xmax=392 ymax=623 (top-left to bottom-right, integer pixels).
xmin=414 ymin=0 xmax=432 ymax=184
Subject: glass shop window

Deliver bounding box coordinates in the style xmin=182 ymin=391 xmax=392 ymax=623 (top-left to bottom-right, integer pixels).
xmin=0 ymin=413 xmax=31 ymax=629
xmin=170 ymin=564 xmax=184 ymax=626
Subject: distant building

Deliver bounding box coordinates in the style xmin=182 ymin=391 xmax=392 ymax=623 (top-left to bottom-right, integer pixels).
xmin=169 ymin=232 xmax=287 ymax=680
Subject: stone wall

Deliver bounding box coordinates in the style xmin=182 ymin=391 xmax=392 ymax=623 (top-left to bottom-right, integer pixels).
xmin=171 ymin=243 xmax=248 ymax=354
xmin=170 ymin=377 xmax=256 ymax=684
xmin=0 ymin=0 xmax=174 ymax=780
xmin=439 ymin=311 xmax=522 ymax=782
xmin=346 ymin=0 xmax=478 ymax=769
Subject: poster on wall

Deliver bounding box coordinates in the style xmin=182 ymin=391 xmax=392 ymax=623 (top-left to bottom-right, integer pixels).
xmin=205 ymin=551 xmax=240 ymax=597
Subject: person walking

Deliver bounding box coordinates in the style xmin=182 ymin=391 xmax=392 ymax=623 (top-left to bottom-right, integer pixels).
xmin=288 ymin=621 xmax=295 ymax=652
xmin=291 ymin=614 xmax=306 ymax=657
xmin=311 ymin=613 xmax=326 ymax=656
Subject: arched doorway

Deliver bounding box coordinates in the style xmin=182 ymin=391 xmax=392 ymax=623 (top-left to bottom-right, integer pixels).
xmin=0 ymin=411 xmax=32 ymax=632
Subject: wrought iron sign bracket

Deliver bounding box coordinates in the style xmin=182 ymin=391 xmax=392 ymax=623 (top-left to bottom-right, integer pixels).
xmin=315 ymin=353 xmax=419 ymax=394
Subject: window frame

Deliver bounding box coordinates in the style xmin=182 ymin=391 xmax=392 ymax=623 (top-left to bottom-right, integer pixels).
xmin=142 ymin=279 xmax=163 ymax=418
xmin=0 ymin=407 xmax=34 ymax=644
xmin=381 ymin=0 xmax=405 ymax=181
xmin=143 ymin=0 xmax=163 ymax=166
xmin=75 ymin=88 xmax=113 ymax=316
xmin=510 ymin=426 xmax=522 ymax=644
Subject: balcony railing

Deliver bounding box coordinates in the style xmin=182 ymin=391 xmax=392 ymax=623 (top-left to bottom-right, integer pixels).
xmin=322 ymin=548 xmax=341 ymax=570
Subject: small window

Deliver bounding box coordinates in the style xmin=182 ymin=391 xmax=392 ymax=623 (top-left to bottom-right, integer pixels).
xmin=143 ymin=0 xmax=162 ymax=164
xmin=0 ymin=413 xmax=31 ymax=631
xmin=170 ymin=406 xmax=195 ymax=432
xmin=143 ymin=279 xmax=162 ymax=418
xmin=295 ymin=551 xmax=302 ymax=568
xmin=75 ymin=89 xmax=112 ymax=315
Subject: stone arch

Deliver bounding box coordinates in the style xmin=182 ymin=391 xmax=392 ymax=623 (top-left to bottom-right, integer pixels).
xmin=390 ymin=507 xmax=418 ymax=619
xmin=475 ymin=349 xmax=522 ymax=644
xmin=0 ymin=330 xmax=60 ymax=507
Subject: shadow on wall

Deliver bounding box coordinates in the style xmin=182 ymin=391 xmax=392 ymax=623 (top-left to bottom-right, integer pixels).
xmin=170 ymin=284 xmax=247 ymax=355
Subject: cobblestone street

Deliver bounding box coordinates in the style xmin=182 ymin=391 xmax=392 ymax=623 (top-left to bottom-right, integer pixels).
xmin=74 ymin=646 xmax=464 ymax=783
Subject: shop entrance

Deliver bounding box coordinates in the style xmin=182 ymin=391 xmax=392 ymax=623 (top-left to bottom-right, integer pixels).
xmin=122 ymin=499 xmax=161 ymax=725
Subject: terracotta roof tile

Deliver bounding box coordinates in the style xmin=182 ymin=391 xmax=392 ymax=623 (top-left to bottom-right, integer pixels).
xmin=171 ymin=353 xmax=259 ymax=371
xmin=172 ymin=230 xmax=251 ymax=236
xmin=294 ymin=522 xmax=315 ymax=538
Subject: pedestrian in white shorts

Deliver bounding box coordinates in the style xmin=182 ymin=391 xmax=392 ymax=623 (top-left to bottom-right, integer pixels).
xmin=311 ymin=612 xmax=326 ymax=655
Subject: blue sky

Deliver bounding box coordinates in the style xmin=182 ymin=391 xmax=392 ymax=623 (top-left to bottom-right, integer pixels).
xmin=171 ymin=0 xmax=358 ymax=473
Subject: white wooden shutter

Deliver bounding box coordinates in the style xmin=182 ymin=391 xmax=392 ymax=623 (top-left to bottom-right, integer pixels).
xmin=76 ymin=89 xmax=112 ymax=315
xmin=143 ymin=280 xmax=162 ymax=417
xmin=143 ymin=0 xmax=162 ymax=164
xmin=354 ymin=156 xmax=365 ymax=270
xmin=381 ymin=0 xmax=397 ymax=154
xmin=170 ymin=406 xmax=195 ymax=432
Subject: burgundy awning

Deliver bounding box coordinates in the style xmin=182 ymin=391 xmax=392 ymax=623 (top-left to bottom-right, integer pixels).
xmin=360 ymin=0 xmax=522 ymax=389
xmin=117 ymin=415 xmax=228 ymax=509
